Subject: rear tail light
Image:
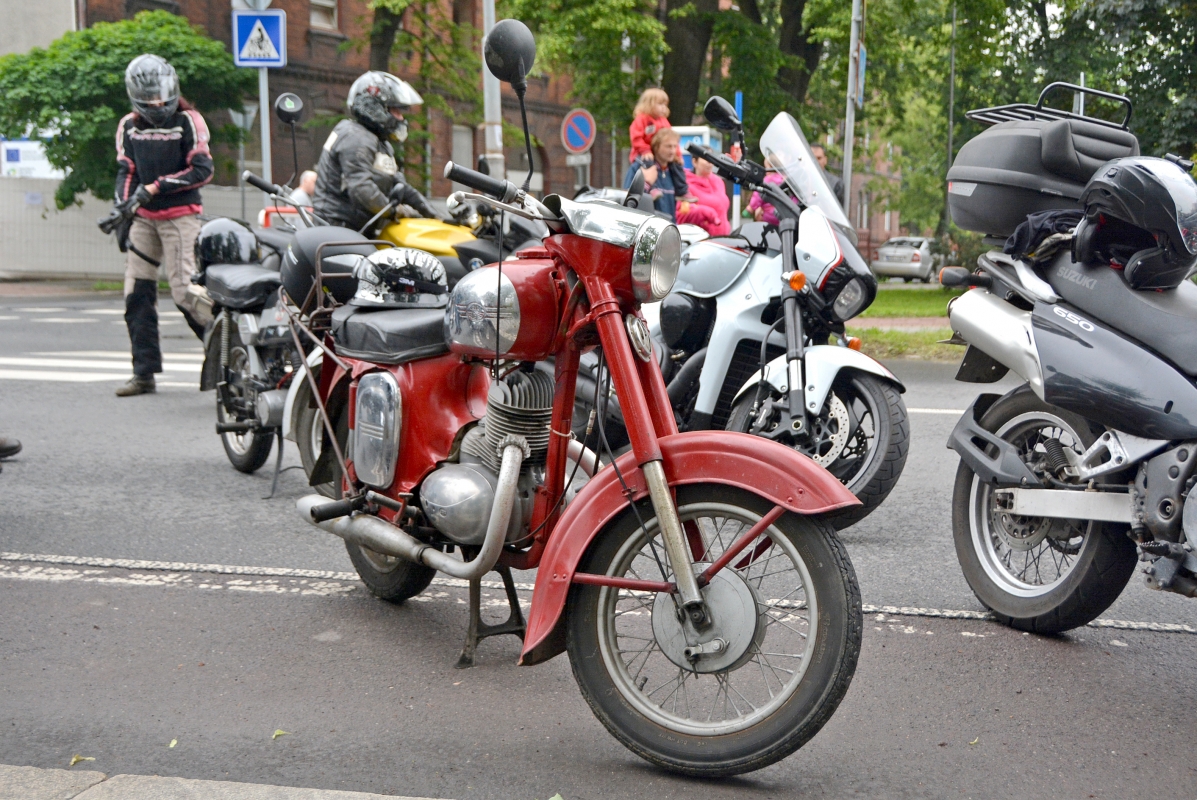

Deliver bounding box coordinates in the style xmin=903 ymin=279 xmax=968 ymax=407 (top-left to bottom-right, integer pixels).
xmin=911 ymin=252 xmax=921 ymax=263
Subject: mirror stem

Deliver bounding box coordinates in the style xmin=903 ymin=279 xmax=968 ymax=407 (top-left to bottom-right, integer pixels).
xmin=288 ymin=122 xmax=300 ymax=188
xmin=516 ymin=86 xmax=535 ymax=193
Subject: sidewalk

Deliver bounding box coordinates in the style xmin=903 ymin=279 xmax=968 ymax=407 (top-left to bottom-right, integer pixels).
xmin=0 ymin=279 xmax=115 ymax=298
xmin=0 ymin=765 xmax=448 ymax=800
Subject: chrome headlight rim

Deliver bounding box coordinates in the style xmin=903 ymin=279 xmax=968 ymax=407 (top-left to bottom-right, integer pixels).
xmin=630 ymin=217 xmax=682 ymax=303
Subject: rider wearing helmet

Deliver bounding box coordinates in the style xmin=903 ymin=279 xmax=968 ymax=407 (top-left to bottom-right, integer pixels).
xmin=1074 ymin=156 xmax=1197 ymax=290
xmin=113 ymin=54 xmax=215 ymax=396
xmin=313 ymin=71 xmax=442 ymax=232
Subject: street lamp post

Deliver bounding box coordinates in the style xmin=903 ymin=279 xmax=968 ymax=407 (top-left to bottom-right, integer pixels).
xmin=841 ymin=0 xmax=862 ymax=227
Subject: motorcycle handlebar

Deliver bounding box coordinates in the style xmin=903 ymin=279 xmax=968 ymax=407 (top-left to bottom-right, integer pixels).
xmin=443 ymin=161 xmax=519 ymax=204
xmin=242 ymin=170 xmax=286 ymax=197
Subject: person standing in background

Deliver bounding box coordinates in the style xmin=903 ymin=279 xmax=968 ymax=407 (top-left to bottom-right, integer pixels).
xmin=810 ymin=144 xmax=845 ymax=208
xmin=289 ymin=170 xmax=318 ymax=206
xmin=680 ymin=156 xmax=731 ymax=236
xmin=113 ymin=54 xmax=214 ymax=397
xmin=627 ymin=88 xmax=692 ymax=203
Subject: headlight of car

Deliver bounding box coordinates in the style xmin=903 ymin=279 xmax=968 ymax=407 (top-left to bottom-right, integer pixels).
xmin=831 ymin=276 xmax=868 ymax=321
xmin=630 ymin=217 xmax=681 ymax=303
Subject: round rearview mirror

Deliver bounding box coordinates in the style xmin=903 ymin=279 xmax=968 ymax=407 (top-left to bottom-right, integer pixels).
xmin=274 ymin=93 xmax=304 ymax=125
xmin=702 ymin=96 xmax=741 ymax=132
xmin=484 ymin=19 xmax=536 ymax=87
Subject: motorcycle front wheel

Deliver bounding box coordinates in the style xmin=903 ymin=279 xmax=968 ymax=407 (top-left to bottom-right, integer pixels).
xmin=952 ymin=386 xmax=1136 ymax=633
xmin=217 ymin=330 xmax=274 ymax=474
xmin=566 ymin=484 xmax=861 ymax=777
xmin=727 ymin=373 xmax=908 ymax=529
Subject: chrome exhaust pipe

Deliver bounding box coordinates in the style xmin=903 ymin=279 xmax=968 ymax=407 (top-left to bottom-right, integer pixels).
xmin=296 ymin=436 xmax=528 ymax=581
xmin=949 ymin=289 xmax=1045 ymax=398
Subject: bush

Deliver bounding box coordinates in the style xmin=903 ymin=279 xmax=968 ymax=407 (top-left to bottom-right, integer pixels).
xmin=0 ymin=11 xmax=254 ymax=208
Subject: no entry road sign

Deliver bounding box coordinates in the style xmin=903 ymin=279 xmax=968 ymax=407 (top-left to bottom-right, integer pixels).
xmin=233 ymin=9 xmax=287 ymax=68
xmin=561 ymin=109 xmax=596 ymax=155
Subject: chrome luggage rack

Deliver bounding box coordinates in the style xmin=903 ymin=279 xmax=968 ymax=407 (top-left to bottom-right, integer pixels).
xmin=965 ymin=81 xmax=1133 ymax=131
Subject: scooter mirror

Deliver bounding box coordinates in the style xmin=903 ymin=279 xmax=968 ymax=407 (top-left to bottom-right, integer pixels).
xmin=484 ymin=19 xmax=536 ymax=91
xmin=703 ymin=96 xmax=742 ymax=132
xmin=274 ymin=93 xmax=304 ymax=125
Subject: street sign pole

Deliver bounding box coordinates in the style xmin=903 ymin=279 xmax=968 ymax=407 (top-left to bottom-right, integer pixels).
xmin=481 ymin=0 xmax=504 ymax=178
xmin=842 ymin=0 xmax=862 ymax=227
xmin=258 ymin=67 xmax=271 ymax=194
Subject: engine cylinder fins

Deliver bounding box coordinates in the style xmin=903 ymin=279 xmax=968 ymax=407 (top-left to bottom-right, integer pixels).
xmin=465 ymin=370 xmax=554 ymax=473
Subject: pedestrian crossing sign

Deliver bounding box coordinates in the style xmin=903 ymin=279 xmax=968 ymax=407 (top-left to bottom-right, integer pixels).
xmin=233 ymin=9 xmax=286 ymax=68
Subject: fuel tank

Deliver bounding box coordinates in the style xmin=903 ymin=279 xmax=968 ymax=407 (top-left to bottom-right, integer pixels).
xmin=1032 ymin=301 xmax=1197 ymax=440
xmin=379 ymin=218 xmax=475 ymax=256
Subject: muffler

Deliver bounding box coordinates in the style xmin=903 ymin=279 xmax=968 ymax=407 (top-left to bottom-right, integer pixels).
xmin=296 ymin=436 xmax=528 ymax=581
xmin=949 ymin=289 xmax=1045 ymax=398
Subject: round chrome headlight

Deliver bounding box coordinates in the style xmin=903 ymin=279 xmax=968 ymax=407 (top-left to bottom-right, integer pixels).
xmin=630 ymin=217 xmax=681 ymax=303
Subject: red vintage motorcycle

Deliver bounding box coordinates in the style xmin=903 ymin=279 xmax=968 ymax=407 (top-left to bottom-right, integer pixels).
xmin=290 ymin=20 xmax=863 ymax=776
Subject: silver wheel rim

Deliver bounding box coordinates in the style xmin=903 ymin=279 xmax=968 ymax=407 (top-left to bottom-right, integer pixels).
xmin=969 ymin=411 xmax=1092 ymax=597
xmin=219 ymin=346 xmax=255 ymax=455
xmin=359 ymin=545 xmax=401 ymax=573
xmin=596 ymin=501 xmax=818 ymax=736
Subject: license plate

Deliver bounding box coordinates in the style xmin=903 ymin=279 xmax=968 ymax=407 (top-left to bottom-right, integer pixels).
xmin=886 ymin=254 xmax=907 ymax=262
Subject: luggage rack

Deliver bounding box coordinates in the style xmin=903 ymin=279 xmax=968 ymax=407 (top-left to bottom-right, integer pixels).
xmin=966 ymin=82 xmax=1132 ymax=131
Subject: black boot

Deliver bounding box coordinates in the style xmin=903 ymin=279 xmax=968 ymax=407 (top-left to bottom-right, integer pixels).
xmin=175 ymin=303 xmax=207 ymax=340
xmin=124 ymin=278 xmax=162 ymax=382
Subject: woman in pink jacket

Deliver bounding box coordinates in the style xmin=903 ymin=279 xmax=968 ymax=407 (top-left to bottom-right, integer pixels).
xmin=677 ymin=157 xmax=731 ymax=236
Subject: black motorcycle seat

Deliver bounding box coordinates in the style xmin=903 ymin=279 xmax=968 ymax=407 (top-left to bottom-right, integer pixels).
xmin=204 ymin=264 xmax=281 ymax=310
xmin=1045 ymin=255 xmax=1197 ymax=375
xmin=330 ymin=305 xmax=448 ymax=364
xmin=254 ymin=227 xmax=293 ymax=254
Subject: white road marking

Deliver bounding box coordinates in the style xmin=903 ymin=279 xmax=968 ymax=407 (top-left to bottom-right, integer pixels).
xmin=1 ymin=552 xmax=1192 ymax=635
xmin=907 ymin=408 xmax=965 ymax=414
xmin=0 ymin=316 xmax=19 ymax=321
xmin=82 ymin=309 xmax=128 ymax=315
xmin=0 ymin=370 xmax=129 ymax=382
xmin=0 ymin=357 xmax=201 ymax=372
xmin=35 ymin=350 xmax=205 ymax=360
xmin=28 ymin=317 xmax=97 ymax=323
xmin=13 ymin=307 xmax=66 ymax=312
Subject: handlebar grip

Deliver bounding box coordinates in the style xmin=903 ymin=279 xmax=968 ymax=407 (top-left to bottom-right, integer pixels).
xmin=242 ymin=171 xmax=283 ymax=196
xmin=443 ymin=161 xmax=518 ymax=203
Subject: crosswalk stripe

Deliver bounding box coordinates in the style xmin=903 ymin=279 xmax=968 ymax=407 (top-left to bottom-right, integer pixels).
xmin=0 ymin=370 xmax=131 ymax=382
xmin=0 ymin=357 xmax=202 ymax=372
xmin=34 ymin=350 xmax=205 ymax=360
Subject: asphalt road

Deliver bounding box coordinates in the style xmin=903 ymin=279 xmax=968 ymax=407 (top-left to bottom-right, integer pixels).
xmin=2 ymin=292 xmax=1196 ymax=799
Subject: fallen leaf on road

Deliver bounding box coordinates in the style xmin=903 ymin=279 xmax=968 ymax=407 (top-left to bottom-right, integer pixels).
xmin=546 ymin=795 xmax=565 ymax=800
xmin=169 ymin=739 xmax=177 ymax=748
xmin=969 ymin=737 xmax=979 ymax=745
xmin=69 ymin=755 xmax=95 ymax=767
xmin=272 ymin=730 xmax=290 ymax=740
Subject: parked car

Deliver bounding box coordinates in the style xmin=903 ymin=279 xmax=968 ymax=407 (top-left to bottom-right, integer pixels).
xmin=870 ymin=237 xmax=940 ymax=282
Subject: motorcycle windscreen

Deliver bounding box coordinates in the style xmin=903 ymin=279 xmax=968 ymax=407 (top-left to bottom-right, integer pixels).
xmin=673 ymin=240 xmax=752 ymax=298
xmin=759 ymin=113 xmax=855 ymax=244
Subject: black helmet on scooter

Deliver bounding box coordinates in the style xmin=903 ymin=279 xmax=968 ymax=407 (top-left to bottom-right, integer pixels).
xmin=347 ymin=71 xmax=423 ymax=142
xmin=351 ymin=248 xmax=448 ymax=309
xmin=125 ymin=54 xmax=180 ymax=127
xmin=1073 ymin=156 xmax=1197 ymax=289
xmin=194 ymin=218 xmax=260 ymax=269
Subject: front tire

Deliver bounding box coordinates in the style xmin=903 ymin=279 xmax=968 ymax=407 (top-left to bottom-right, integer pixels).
xmin=727 ymin=373 xmax=908 ymax=529
xmin=567 ymin=484 xmax=861 ymax=777
xmin=952 ymin=387 xmax=1136 ymax=633
xmin=291 ymin=365 xmax=337 ymax=498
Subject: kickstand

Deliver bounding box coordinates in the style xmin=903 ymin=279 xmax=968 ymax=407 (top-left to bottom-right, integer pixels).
xmin=263 ymin=430 xmax=285 ymax=500
xmin=455 ymin=565 xmax=526 ymax=669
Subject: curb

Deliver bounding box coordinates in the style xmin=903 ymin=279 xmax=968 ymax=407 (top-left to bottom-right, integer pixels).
xmin=0 ymin=765 xmax=449 ymax=800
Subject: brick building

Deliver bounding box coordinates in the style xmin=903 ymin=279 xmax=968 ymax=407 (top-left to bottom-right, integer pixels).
xmin=78 ymin=0 xmax=618 ymax=198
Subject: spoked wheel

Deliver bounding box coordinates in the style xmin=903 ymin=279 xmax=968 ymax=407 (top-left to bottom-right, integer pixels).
xmin=952 ymin=387 xmax=1136 ymax=633
xmin=727 ymin=373 xmax=908 ymax=529
xmin=217 ymin=332 xmax=274 ymax=474
xmin=567 ymin=484 xmax=861 ymax=777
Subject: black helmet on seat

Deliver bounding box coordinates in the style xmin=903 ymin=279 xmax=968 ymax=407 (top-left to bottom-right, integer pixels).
xmin=1074 ymin=156 xmax=1197 ymax=289
xmin=195 ymin=218 xmax=259 ymax=269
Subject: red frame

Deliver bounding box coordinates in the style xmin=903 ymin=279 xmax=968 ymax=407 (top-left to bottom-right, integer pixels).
xmin=316 ymin=225 xmax=860 ymax=665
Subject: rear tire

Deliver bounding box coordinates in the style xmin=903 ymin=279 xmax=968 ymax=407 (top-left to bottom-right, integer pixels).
xmin=952 ymin=387 xmax=1136 ymax=633
xmin=567 ymin=484 xmax=861 ymax=776
xmin=217 ymin=329 xmax=274 ymax=474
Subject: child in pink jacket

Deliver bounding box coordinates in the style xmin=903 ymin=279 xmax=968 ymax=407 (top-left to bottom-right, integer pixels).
xmin=678 ymin=157 xmax=731 ymax=236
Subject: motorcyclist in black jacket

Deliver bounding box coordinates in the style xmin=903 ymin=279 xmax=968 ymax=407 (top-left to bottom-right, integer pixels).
xmin=313 ymin=71 xmax=442 ymax=232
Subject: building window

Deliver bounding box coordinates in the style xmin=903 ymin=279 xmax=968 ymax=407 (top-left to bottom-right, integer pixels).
xmin=858 ymin=190 xmax=869 ymax=229
xmin=884 ymin=208 xmax=891 ymax=231
xmin=311 ymin=0 xmax=338 ymax=30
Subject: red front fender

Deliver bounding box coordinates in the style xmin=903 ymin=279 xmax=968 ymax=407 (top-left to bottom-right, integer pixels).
xmin=518 ymin=431 xmax=859 ymax=666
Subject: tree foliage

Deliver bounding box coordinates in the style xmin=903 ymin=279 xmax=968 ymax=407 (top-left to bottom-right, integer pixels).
xmin=0 ymin=11 xmax=254 ymax=209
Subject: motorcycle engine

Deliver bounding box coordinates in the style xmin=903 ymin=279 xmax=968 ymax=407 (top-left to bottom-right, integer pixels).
xmin=421 ymin=370 xmax=572 ymax=546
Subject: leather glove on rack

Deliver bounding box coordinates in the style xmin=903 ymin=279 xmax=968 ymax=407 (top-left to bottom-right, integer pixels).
xmin=389 ymin=181 xmax=445 ymax=222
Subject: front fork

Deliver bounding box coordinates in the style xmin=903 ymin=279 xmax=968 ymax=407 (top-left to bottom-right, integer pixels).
xmin=778 ymin=218 xmax=810 ymax=440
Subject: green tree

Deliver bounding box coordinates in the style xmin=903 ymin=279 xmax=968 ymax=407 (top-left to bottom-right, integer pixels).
xmin=0 ymin=10 xmax=254 ymax=209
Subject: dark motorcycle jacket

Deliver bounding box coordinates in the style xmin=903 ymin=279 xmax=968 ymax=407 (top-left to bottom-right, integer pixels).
xmin=115 ymin=107 xmax=213 ymax=219
xmin=313 ymin=118 xmax=404 ymax=232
